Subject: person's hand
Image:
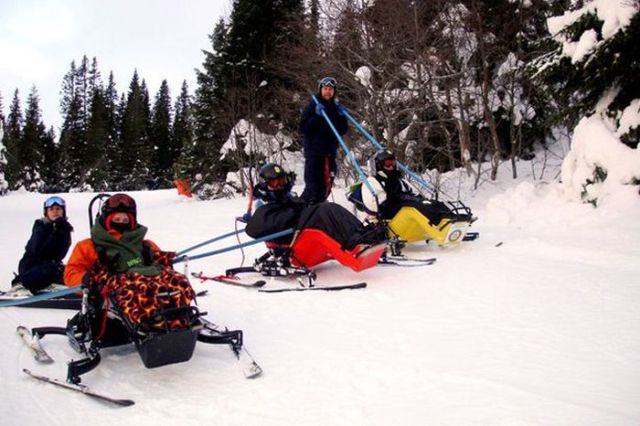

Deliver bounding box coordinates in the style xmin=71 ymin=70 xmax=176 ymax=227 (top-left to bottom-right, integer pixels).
xmin=335 ymin=100 xmax=347 ymax=116
xmin=315 ymin=103 xmax=325 ymax=116
xmin=237 ymin=212 xmax=252 ymax=223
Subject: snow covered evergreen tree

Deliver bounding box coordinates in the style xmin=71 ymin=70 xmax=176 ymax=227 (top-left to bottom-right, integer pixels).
xmin=149 ymin=80 xmax=173 ymax=185
xmin=117 ymin=71 xmax=152 ymax=189
xmin=3 ymin=90 xmax=23 ymax=189
xmin=19 ymin=86 xmax=47 ymax=191
xmin=540 ymin=0 xmax=640 ymax=148
xmin=0 ymin=92 xmax=7 ymax=194
xmin=59 ymin=60 xmax=88 ymax=189
xmin=172 ymin=81 xmax=195 ymax=180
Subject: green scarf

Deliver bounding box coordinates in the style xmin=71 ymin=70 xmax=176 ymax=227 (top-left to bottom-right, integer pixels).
xmin=91 ymin=222 xmax=162 ymax=276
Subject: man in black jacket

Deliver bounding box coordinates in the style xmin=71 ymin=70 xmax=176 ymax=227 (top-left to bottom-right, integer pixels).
xmin=246 ymin=164 xmax=386 ymax=251
xmin=298 ymin=76 xmax=348 ymax=204
xmin=12 ymin=196 xmax=74 ymax=293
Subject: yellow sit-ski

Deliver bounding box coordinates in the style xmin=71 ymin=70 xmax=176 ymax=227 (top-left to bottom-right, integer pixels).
xmin=386 ymin=203 xmax=476 ymax=247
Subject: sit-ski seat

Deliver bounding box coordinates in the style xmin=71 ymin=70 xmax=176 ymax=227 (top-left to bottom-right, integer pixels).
xmin=387 ymin=205 xmax=473 ymax=246
xmin=267 ymin=229 xmax=385 ymax=272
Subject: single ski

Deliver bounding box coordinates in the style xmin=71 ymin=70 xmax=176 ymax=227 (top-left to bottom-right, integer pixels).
xmin=199 ymin=319 xmax=263 ymax=379
xmin=22 ymin=368 xmax=134 ymax=407
xmin=17 ymin=326 xmax=53 ymax=363
xmin=259 ymin=282 xmax=367 ymax=293
xmin=379 ymin=256 xmax=437 ymax=267
xmin=192 ymin=271 xmax=266 ymax=288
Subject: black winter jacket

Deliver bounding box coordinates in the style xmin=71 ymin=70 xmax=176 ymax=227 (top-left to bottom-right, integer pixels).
xmin=18 ymin=218 xmax=73 ymax=274
xmin=298 ymin=96 xmax=348 ymax=157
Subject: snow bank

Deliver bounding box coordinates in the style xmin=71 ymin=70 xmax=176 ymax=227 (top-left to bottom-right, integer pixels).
xmin=561 ymin=115 xmax=640 ymax=205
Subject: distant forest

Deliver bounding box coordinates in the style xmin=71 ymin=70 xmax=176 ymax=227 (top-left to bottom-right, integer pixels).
xmin=1 ymin=0 xmax=638 ymax=196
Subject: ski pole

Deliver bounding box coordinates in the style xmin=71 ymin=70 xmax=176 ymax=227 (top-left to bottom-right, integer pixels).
xmin=176 ymin=228 xmax=246 ymax=257
xmin=311 ymin=95 xmax=378 ymax=197
xmin=341 ymin=108 xmax=436 ymax=194
xmin=173 ymin=228 xmax=294 ymax=264
xmin=0 ymin=286 xmax=80 ymax=308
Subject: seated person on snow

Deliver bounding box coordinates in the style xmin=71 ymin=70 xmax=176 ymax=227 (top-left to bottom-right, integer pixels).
xmin=11 ymin=196 xmax=74 ymax=294
xmin=350 ymin=150 xmax=468 ymax=226
xmin=64 ymin=193 xmax=194 ymax=328
xmin=244 ymin=163 xmax=387 ymax=251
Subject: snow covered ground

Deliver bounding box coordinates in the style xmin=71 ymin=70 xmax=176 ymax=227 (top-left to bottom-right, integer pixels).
xmin=1 ymin=153 xmax=639 ymax=425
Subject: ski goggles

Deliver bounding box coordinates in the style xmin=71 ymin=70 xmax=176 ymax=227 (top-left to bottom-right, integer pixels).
xmin=382 ymin=158 xmax=397 ymax=169
xmin=44 ymin=196 xmax=65 ymax=208
xmin=104 ymin=193 xmax=136 ymax=211
xmin=319 ymin=77 xmax=337 ymax=88
xmin=266 ymin=176 xmax=288 ymax=190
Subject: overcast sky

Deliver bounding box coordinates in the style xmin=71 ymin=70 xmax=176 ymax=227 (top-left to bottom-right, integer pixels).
xmin=0 ymin=0 xmax=232 ymax=131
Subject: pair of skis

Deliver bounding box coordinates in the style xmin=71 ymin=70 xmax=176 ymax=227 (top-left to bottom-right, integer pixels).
xmin=191 ymin=255 xmax=436 ymax=292
xmin=192 ymin=271 xmax=367 ymax=293
xmin=17 ymin=321 xmax=262 ymax=408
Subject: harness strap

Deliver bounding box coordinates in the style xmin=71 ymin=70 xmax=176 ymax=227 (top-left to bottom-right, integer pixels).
xmin=96 ymin=285 xmax=111 ymax=341
xmin=324 ymin=156 xmax=332 ymax=198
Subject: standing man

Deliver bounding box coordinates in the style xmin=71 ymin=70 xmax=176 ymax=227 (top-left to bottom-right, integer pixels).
xmin=298 ymin=76 xmax=348 ymax=204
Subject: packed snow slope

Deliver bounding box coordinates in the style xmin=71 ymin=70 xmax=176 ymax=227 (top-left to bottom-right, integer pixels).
xmin=1 ymin=159 xmax=639 ymax=425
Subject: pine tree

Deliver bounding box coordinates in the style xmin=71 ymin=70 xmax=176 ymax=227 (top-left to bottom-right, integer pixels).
xmin=108 ymin=92 xmax=128 ymax=186
xmin=4 ymin=90 xmax=23 ymax=188
xmin=193 ymin=19 xmax=230 ymax=179
xmin=19 ymin=86 xmax=46 ymax=191
xmin=85 ymin=87 xmax=110 ymax=190
xmin=0 ymin=91 xmax=5 ymax=125
xmin=192 ymin=1 xmax=305 ymax=188
xmin=59 ymin=60 xmax=87 ymax=189
xmin=117 ymin=70 xmax=152 ymax=189
xmin=0 ymin=91 xmax=7 ymax=194
xmin=540 ymin=2 xmax=640 ymax=148
xmin=172 ymin=80 xmax=195 ymax=179
xmin=40 ymin=126 xmax=60 ymax=191
xmin=101 ymin=72 xmax=120 ymax=189
xmin=149 ymin=80 xmax=173 ymax=184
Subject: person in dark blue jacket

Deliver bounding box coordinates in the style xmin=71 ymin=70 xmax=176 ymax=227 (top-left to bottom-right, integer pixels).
xmin=12 ymin=196 xmax=74 ymax=294
xmin=298 ymin=76 xmax=349 ymax=204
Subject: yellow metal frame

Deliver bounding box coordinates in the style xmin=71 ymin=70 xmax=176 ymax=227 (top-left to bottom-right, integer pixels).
xmin=387 ymin=206 xmax=470 ymax=246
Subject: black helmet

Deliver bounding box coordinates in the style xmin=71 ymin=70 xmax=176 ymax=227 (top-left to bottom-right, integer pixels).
xmin=43 ymin=196 xmax=66 ymax=218
xmin=100 ymin=193 xmax=137 ymax=229
xmin=257 ymin=163 xmax=295 ymax=201
xmin=259 ymin=163 xmax=294 ymax=190
xmin=374 ymin=150 xmax=397 ymax=173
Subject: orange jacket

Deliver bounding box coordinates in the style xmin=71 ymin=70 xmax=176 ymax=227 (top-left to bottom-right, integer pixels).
xmin=64 ymin=237 xmax=161 ymax=287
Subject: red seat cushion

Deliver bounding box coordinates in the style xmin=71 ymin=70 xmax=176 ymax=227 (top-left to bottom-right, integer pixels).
xmin=288 ymin=229 xmax=384 ymax=272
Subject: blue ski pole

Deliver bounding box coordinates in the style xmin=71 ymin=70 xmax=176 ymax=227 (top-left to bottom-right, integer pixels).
xmin=341 ymin=107 xmax=435 ymax=194
xmin=173 ymin=228 xmax=294 ymax=264
xmin=311 ymin=95 xmax=377 ymax=197
xmin=177 ymin=228 xmax=246 ymax=257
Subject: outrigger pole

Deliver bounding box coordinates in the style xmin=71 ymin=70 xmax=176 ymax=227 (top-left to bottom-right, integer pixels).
xmin=173 ymin=228 xmax=294 ymax=264
xmin=311 ymin=95 xmax=378 ymax=197
xmin=176 ymin=228 xmax=246 ymax=257
xmin=340 ymin=107 xmax=436 ymax=195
